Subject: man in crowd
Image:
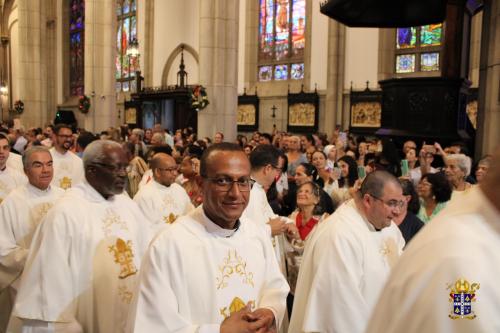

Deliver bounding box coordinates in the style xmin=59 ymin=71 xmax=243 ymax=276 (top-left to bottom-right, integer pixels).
xmin=213 ymin=132 xmax=224 ymax=144
xmin=12 ymin=140 xmax=151 ymax=333
xmin=290 ymin=171 xmax=405 ymax=333
xmin=128 ymin=143 xmax=289 ymax=333
xmin=0 ymin=146 xmax=64 ymax=331
xmin=0 ymin=133 xmax=26 ymax=203
xmin=49 ymin=124 xmax=84 ymax=190
xmin=365 ymin=147 xmax=500 ymax=333
xmin=134 ymin=153 xmax=193 ymax=233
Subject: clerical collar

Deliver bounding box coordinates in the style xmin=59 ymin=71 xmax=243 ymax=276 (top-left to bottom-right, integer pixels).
xmin=201 ymin=208 xmax=241 ymax=238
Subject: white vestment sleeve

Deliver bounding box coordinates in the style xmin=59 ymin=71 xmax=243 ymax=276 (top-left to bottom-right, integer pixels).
xmin=127 ymin=235 xmax=219 ymax=333
xmin=303 ymin=227 xmax=367 ymax=333
xmin=0 ymin=200 xmax=28 ymax=290
xmin=13 ymin=211 xmax=78 ymax=324
xmin=20 ymin=319 xmax=83 ymax=333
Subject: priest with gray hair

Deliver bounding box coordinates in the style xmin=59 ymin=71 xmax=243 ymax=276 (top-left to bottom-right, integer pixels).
xmin=0 ymin=146 xmax=63 ymax=332
xmin=11 ymin=140 xmax=151 ymax=333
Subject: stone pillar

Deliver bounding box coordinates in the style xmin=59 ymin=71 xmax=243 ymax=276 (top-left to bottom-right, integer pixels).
xmin=198 ymin=0 xmax=239 ymax=140
xmin=324 ymin=20 xmax=346 ymax=134
xmin=17 ymin=0 xmax=48 ymax=127
xmin=143 ymin=0 xmax=154 ymax=87
xmin=83 ymin=0 xmax=116 ymax=132
xmin=475 ymin=0 xmax=500 ymax=157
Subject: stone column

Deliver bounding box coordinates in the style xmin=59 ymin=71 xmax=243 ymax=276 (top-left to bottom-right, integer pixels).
xmin=324 ymin=20 xmax=346 ymax=134
xmin=475 ymin=0 xmax=500 ymax=157
xmin=198 ymin=0 xmax=239 ymax=140
xmin=82 ymin=0 xmax=116 ymax=132
xmin=17 ymin=0 xmax=48 ymax=127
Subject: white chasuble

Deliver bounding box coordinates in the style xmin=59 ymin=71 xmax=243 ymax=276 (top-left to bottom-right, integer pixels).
xmin=0 ymin=167 xmax=27 ymax=204
xmin=128 ymin=206 xmax=289 ymax=333
xmin=133 ymin=180 xmax=194 ymax=232
xmin=366 ymin=187 xmax=500 ymax=333
xmin=49 ymin=148 xmax=84 ymax=190
xmin=0 ymin=184 xmax=64 ymax=291
xmin=6 ymin=153 xmax=23 ymax=173
xmin=298 ymin=200 xmax=405 ymax=333
xmin=12 ymin=182 xmax=151 ymax=333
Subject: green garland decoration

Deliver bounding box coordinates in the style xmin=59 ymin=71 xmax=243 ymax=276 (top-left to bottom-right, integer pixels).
xmin=191 ymin=85 xmax=209 ymax=111
xmin=78 ymin=95 xmax=91 ymax=114
xmin=14 ymin=100 xmax=24 ymax=114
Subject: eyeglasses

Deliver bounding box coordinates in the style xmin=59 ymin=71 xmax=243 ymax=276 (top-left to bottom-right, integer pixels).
xmin=92 ymin=162 xmax=128 ymax=173
xmin=158 ymin=166 xmax=178 ymax=172
xmin=206 ymin=177 xmax=255 ymax=192
xmin=269 ymin=164 xmax=282 ymax=172
xmin=370 ymin=194 xmax=405 ymax=209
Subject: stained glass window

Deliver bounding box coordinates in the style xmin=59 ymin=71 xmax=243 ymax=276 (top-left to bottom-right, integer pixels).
xmin=70 ymin=0 xmax=84 ymax=96
xmin=259 ymin=66 xmax=273 ymax=81
xmin=274 ymin=65 xmax=288 ymax=80
xmin=396 ymin=27 xmax=416 ymax=49
xmin=420 ymin=24 xmax=442 ymax=47
xmin=421 ymin=53 xmax=440 ymax=71
xmin=395 ymin=23 xmax=443 ymax=73
xmin=291 ymin=63 xmax=304 ymax=80
xmin=116 ymin=0 xmax=137 ymax=92
xmin=258 ymin=0 xmax=306 ymax=81
xmin=396 ymin=54 xmax=416 ymax=73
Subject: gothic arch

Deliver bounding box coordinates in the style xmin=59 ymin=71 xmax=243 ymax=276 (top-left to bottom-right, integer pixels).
xmin=161 ymin=43 xmax=199 ymax=86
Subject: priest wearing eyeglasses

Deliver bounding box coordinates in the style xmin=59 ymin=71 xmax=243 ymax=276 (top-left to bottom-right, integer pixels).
xmin=128 ymin=142 xmax=289 ymax=333
xmin=11 ymin=140 xmax=151 ymax=333
xmin=289 ymin=170 xmax=405 ymax=333
xmin=133 ymin=152 xmax=194 ymax=233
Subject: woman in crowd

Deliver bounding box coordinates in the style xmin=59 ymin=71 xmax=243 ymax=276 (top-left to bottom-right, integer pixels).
xmin=311 ymin=150 xmax=338 ymax=196
xmin=178 ymin=155 xmax=203 ymax=207
xmin=282 ymin=181 xmax=328 ymax=315
xmin=406 ymin=147 xmax=418 ymax=170
xmin=474 ymin=155 xmax=492 ymax=184
xmin=416 ymin=172 xmax=452 ymax=223
xmin=282 ymin=163 xmax=335 ymax=216
xmin=323 ymin=144 xmax=337 ymax=170
xmin=286 ymin=136 xmax=308 ymax=181
xmin=444 ymin=153 xmax=472 ymax=198
xmin=331 ymin=155 xmax=358 ymax=206
xmin=394 ymin=179 xmax=425 ymax=244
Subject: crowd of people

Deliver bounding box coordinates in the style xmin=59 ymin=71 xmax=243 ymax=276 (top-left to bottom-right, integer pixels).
xmin=0 ymin=119 xmax=498 ymax=333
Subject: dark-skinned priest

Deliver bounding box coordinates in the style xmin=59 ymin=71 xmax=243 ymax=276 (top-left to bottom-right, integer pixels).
xmin=128 ymin=142 xmax=289 ymax=333
xmin=11 ymin=140 xmax=151 ymax=333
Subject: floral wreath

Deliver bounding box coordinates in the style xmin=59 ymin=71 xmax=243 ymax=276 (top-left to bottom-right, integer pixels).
xmin=14 ymin=100 xmax=24 ymax=114
xmin=78 ymin=95 xmax=91 ymax=114
xmin=191 ymin=85 xmax=209 ymax=111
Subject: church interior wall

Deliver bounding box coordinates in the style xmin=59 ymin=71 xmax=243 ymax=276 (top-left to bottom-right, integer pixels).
xmin=344 ymin=27 xmax=379 ymax=90
xmin=7 ymin=4 xmax=18 ymax=105
xmin=469 ymin=11 xmax=482 ymax=87
xmin=151 ymin=0 xmax=199 ymax=87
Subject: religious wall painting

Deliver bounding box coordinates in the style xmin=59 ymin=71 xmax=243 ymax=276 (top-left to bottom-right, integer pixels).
xmin=238 ymin=90 xmax=259 ymax=132
xmin=350 ymin=102 xmax=381 ymax=128
xmin=466 ymin=88 xmax=478 ymax=129
xmin=116 ymin=0 xmax=137 ymax=92
xmin=125 ymin=106 xmax=137 ymax=125
xmin=287 ymin=87 xmax=319 ymax=133
xmin=70 ymin=0 xmax=85 ymax=96
xmin=288 ymin=103 xmax=315 ymax=126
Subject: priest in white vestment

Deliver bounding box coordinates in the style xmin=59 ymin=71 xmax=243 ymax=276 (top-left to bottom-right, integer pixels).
xmin=365 ymin=147 xmax=500 ymax=333
xmin=0 ymin=133 xmax=27 ymax=204
xmin=0 ymin=147 xmax=64 ymax=331
xmin=49 ymin=124 xmax=84 ymax=190
xmin=12 ymin=140 xmax=151 ymax=333
xmin=128 ymin=143 xmax=289 ymax=333
xmin=134 ymin=153 xmax=193 ymax=233
xmin=6 ymin=152 xmax=23 ymax=173
xmin=291 ymin=171 xmax=405 ymax=333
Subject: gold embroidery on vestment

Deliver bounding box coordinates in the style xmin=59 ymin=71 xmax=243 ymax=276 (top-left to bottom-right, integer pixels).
xmin=216 ymin=249 xmax=254 ymax=290
xmin=108 ymin=238 xmax=138 ymax=279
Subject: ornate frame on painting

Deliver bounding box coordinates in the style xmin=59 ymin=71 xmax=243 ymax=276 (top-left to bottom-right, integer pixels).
xmin=349 ymin=84 xmax=382 ymax=135
xmin=237 ymin=89 xmax=260 ymax=132
xmin=287 ymin=86 xmax=319 ymax=133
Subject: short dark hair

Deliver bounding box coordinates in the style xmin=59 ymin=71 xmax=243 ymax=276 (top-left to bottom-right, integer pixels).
xmin=249 ymin=144 xmax=282 ymax=170
xmin=399 ymin=179 xmax=420 ymax=214
xmin=149 ymin=144 xmax=173 ymax=156
xmin=422 ymin=172 xmax=452 ymax=203
xmin=54 ymin=123 xmax=72 ymax=135
xmin=200 ymin=142 xmax=244 ymax=177
xmin=360 ymin=170 xmax=401 ymax=198
xmin=77 ymin=131 xmax=97 ymax=150
xmin=260 ymin=133 xmax=272 ymax=143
